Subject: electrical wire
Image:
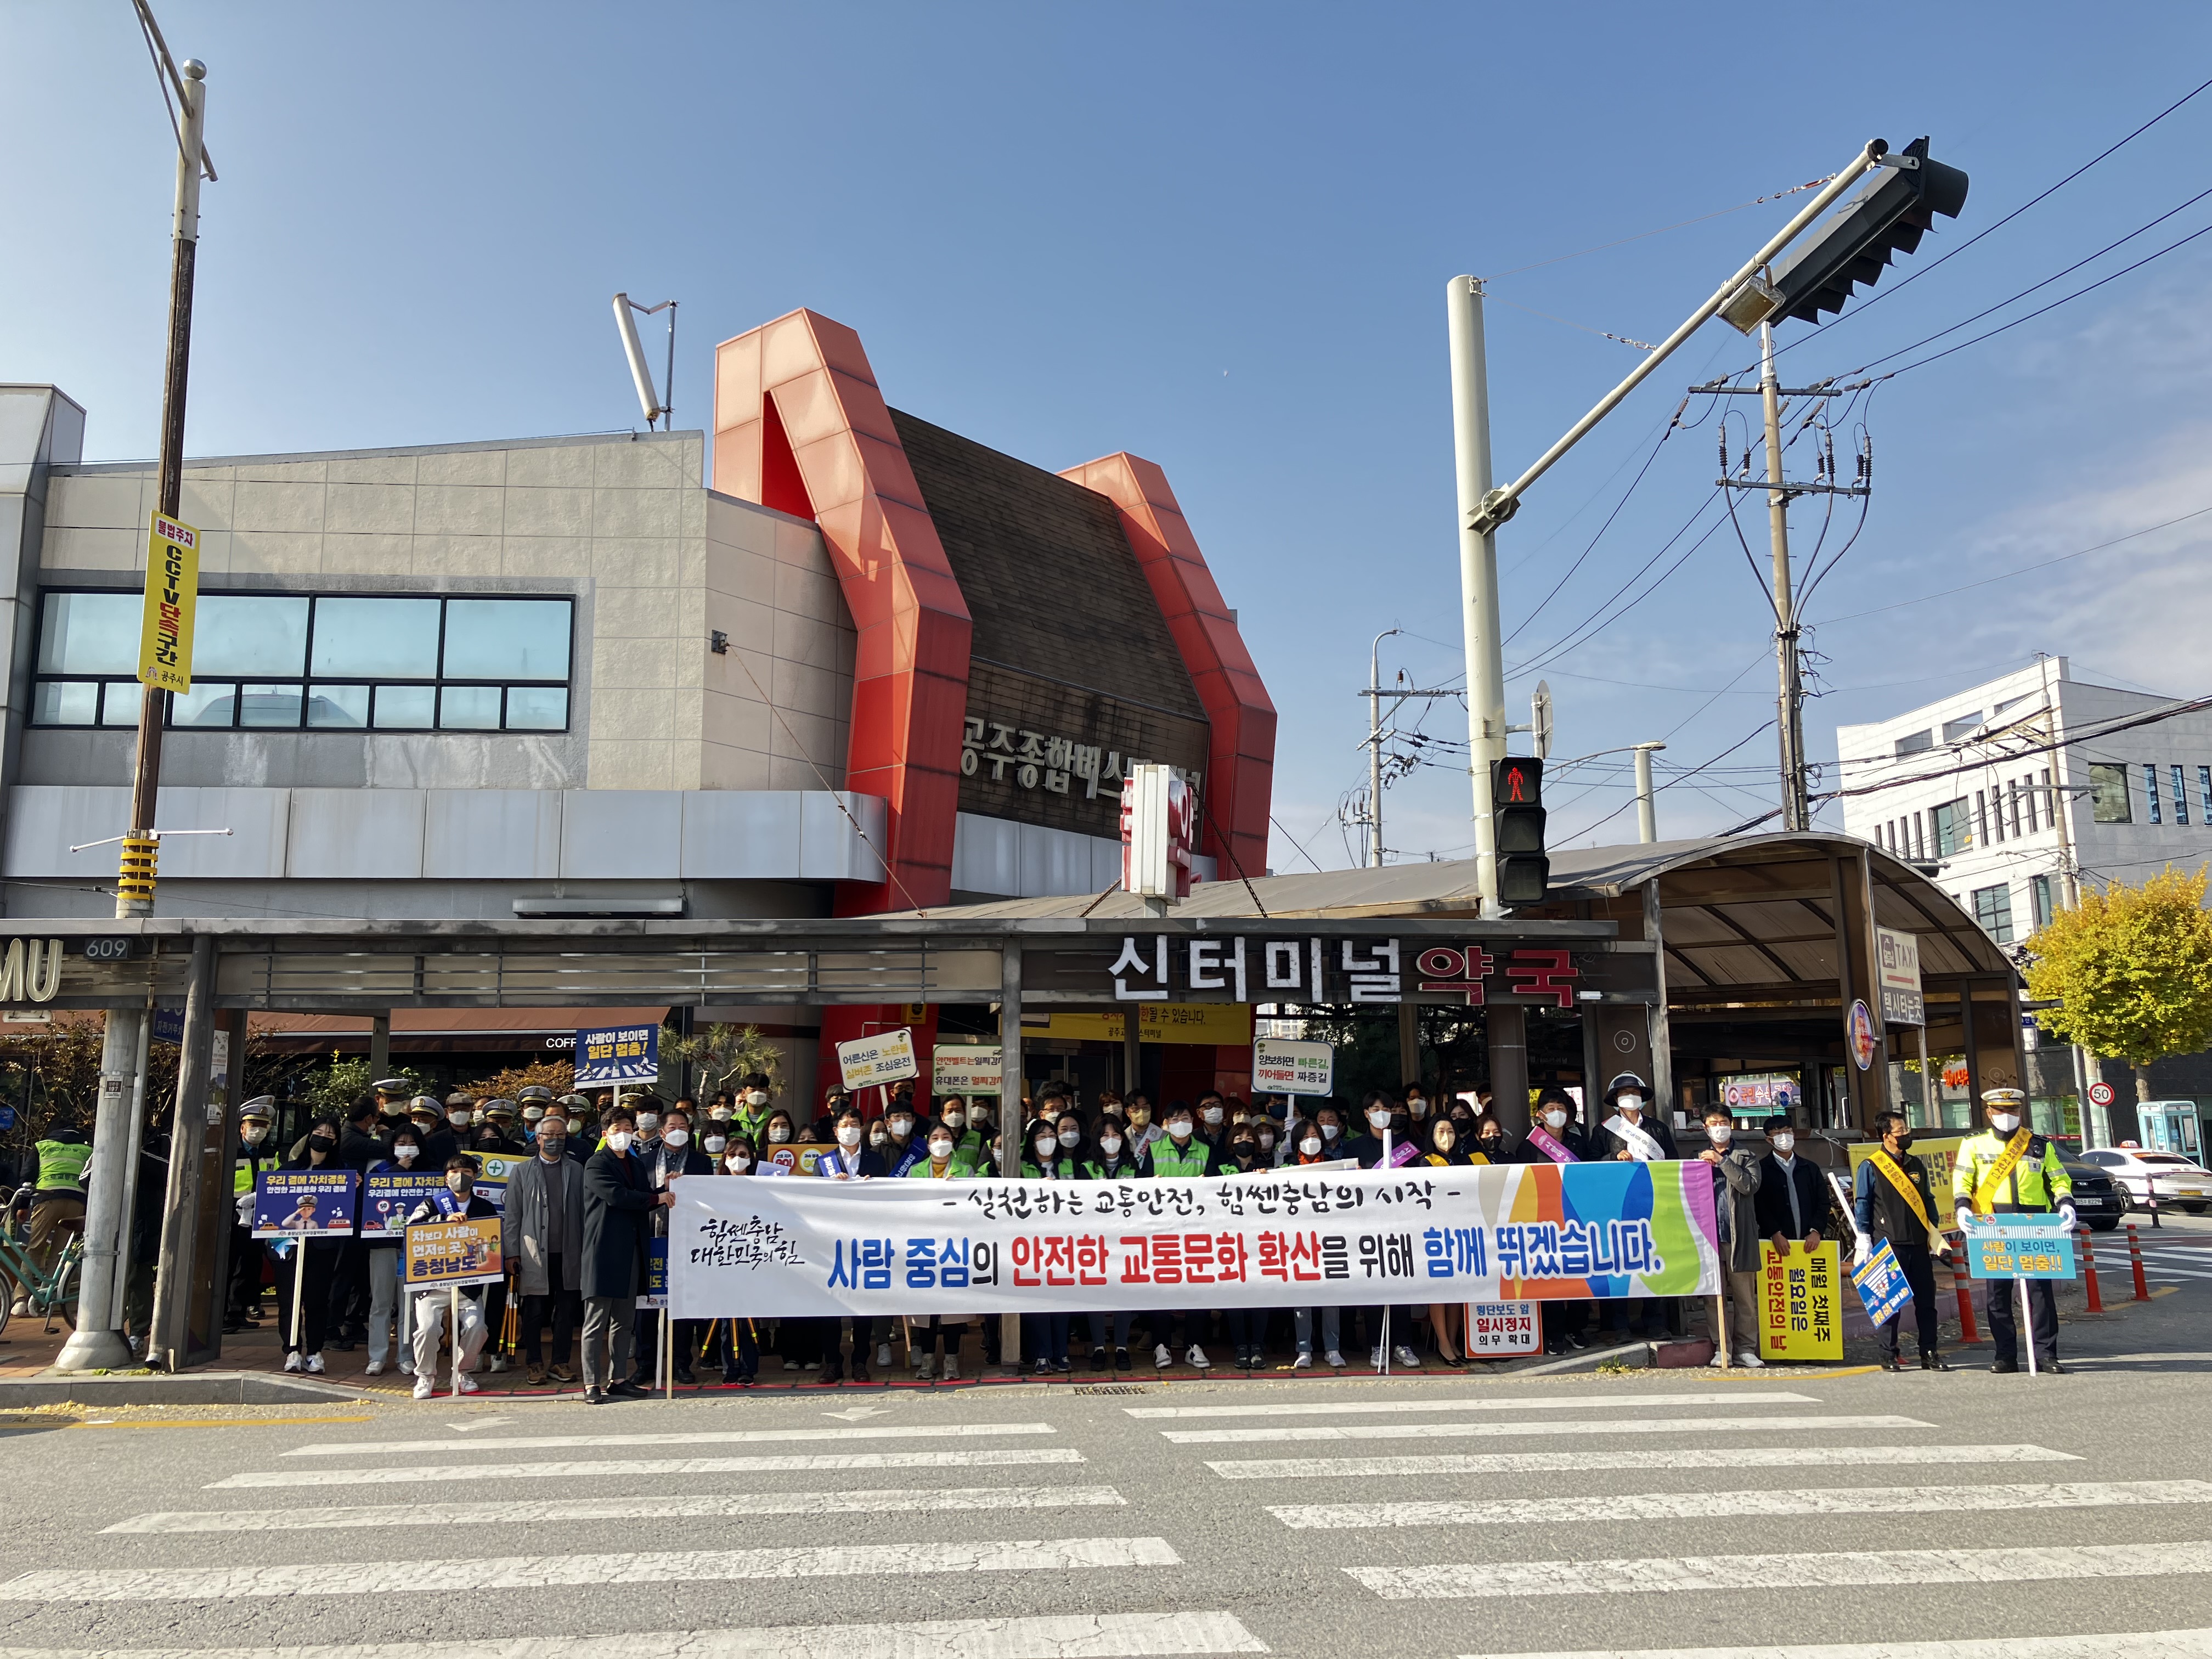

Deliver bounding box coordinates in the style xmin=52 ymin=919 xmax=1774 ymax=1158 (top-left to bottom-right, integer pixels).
xmin=1505 ymin=489 xmax=1729 ymax=680
xmin=1503 ymin=405 xmax=1686 ymax=646
xmin=1483 ymin=174 xmax=1840 ymax=281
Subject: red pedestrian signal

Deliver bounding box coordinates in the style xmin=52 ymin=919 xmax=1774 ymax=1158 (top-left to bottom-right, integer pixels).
xmin=1490 ymin=757 xmax=1548 ymax=904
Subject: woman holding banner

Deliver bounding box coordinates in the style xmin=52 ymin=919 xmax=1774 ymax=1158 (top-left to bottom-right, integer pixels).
xmin=404 ymin=1156 xmax=504 ymax=1399
xmin=1288 ymin=1118 xmax=1346 ymax=1369
xmin=703 ymin=1133 xmax=761 ymax=1385
xmin=276 ymin=1122 xmax=347 ymax=1374
xmin=362 ymin=1123 xmax=427 ymax=1377
xmin=907 ymin=1123 xmax=979 ymax=1379
xmin=1079 ymin=1117 xmax=1146 ymax=1373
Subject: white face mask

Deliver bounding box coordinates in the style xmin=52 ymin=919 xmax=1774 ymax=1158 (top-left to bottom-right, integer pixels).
xmin=242 ymin=1124 xmax=267 ymax=1143
xmin=1617 ymin=1096 xmax=1644 ymax=1116
xmin=725 ymin=1154 xmax=751 ymax=1172
xmin=1035 ymin=1136 xmax=1058 ymax=1159
xmin=637 ymin=1116 xmax=661 ymax=1135
xmin=1544 ymin=1109 xmax=1569 ymax=1128
xmin=1368 ymin=1109 xmax=1392 ymax=1130
xmin=1409 ymin=1098 xmax=1429 ymax=1116
xmin=445 ymin=1172 xmax=472 ymax=1193
xmin=1201 ymin=1106 xmax=1223 ymax=1125
xmin=1321 ymin=1122 xmax=1341 ymax=1141
xmin=708 ymin=1108 xmax=731 ymax=1122
xmin=449 ymin=1111 xmax=473 ymax=1128
xmin=837 ymin=1125 xmax=862 ymax=1147
xmin=943 ymin=1111 xmax=966 ymax=1129
xmin=523 ymin=1109 xmax=544 ymax=1125
xmin=1990 ymin=1113 xmax=2021 ymax=1134
xmin=1058 ymin=1128 xmax=1081 ymax=1147
xmin=746 ymin=1090 xmax=769 ymax=1107
xmin=1707 ymin=1125 xmax=1733 ymax=1145
xmin=1772 ymin=1133 xmax=1795 ymax=1154
xmin=663 ymin=1127 xmax=690 ymax=1147
xmin=888 ymin=1115 xmax=913 ymax=1136
xmin=1300 ymin=1136 xmax=1322 ymax=1156
xmin=1100 ymin=1135 xmax=1123 ymax=1157
xmin=928 ymin=1139 xmax=955 ymax=1160
xmin=769 ymin=1126 xmax=792 ymax=1143
xmin=394 ymin=1144 xmax=417 ymax=1163
xmin=606 ymin=1131 xmax=633 ymax=1154
xmin=1257 ymin=1131 xmax=1275 ymax=1149
xmin=703 ymin=1135 xmax=726 ymax=1154
xmin=1166 ymin=1120 xmax=1193 ymax=1140
xmin=868 ymin=1130 xmax=888 ymax=1147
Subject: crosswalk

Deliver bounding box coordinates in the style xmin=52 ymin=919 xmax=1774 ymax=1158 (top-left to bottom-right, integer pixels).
xmin=2120 ymin=1238 xmax=2212 ymax=1282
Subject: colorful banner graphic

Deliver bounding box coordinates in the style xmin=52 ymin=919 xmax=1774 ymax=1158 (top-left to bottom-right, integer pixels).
xmin=403 ymin=1217 xmax=504 ymax=1289
xmin=250 ymin=1169 xmax=358 ymax=1238
xmin=1964 ymin=1216 xmax=2076 ymax=1280
xmin=1758 ymin=1239 xmax=1843 ymax=1361
xmin=667 ymin=1160 xmax=1719 ymax=1319
xmin=361 ymin=1170 xmax=448 ymax=1239
xmin=1851 ymin=1238 xmax=1915 ymax=1327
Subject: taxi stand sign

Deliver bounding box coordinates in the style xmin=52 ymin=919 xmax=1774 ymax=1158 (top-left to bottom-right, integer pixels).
xmin=139 ymin=512 xmax=200 ymax=693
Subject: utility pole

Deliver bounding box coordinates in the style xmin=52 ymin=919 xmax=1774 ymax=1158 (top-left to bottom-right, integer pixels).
xmin=1446 ymin=276 xmax=1508 ymax=912
xmin=1363 ymin=628 xmax=1400 ymax=867
xmin=1760 ymin=323 xmax=1810 ymax=832
xmin=1633 ymin=742 xmax=1666 ymax=844
xmin=60 ymin=32 xmax=208 ymax=1374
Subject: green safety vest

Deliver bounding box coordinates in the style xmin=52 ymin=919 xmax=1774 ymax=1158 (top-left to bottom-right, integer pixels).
xmin=1150 ymin=1137 xmax=1211 ymax=1178
xmin=34 ymin=1138 xmax=91 ymax=1194
xmin=1951 ymin=1128 xmax=2074 ymax=1214
xmin=905 ymin=1154 xmax=979 ymax=1180
xmin=1020 ymin=1154 xmax=1080 ymax=1180
xmin=1082 ymin=1158 xmax=1148 ymax=1181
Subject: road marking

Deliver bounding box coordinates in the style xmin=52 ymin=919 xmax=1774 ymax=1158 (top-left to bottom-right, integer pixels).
xmin=0 ymin=1610 xmax=1266 ymax=1659
xmin=212 ymin=1447 xmax=1085 ymax=1488
xmin=1462 ymin=1628 xmax=2212 ymax=1658
xmin=1163 ymin=1413 xmax=1926 ymax=1445
xmin=1348 ymin=1539 xmax=2212 ymax=1600
xmin=285 ymin=1423 xmax=1054 ymax=1457
xmin=825 ymin=1406 xmax=890 ymax=1421
xmin=1125 ymin=1392 xmax=1817 ymax=1420
xmin=109 ymin=1485 xmax=1129 ymax=1533
xmin=66 ymin=1416 xmax=375 ymax=1431
xmin=447 ymin=1417 xmax=516 ymax=1432
xmin=2072 ymin=1351 xmax=2212 ymax=1364
xmin=1272 ymin=1479 xmax=2212 ymax=1529
xmin=1207 ymin=1443 xmax=2077 ymax=1480
xmin=0 ymin=1537 xmax=1181 ymax=1602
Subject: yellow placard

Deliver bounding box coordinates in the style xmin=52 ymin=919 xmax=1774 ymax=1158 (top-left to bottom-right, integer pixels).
xmin=1847 ymin=1135 xmax=1963 ymax=1209
xmin=138 ymin=511 xmax=199 ymax=693
xmin=1758 ymin=1239 xmax=1843 ymax=1362
xmin=1037 ymin=1004 xmax=1255 ymax=1046
xmin=403 ymin=1216 xmax=503 ymax=1288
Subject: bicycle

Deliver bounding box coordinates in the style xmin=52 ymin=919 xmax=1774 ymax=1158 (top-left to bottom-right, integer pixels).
xmin=0 ymin=1183 xmax=82 ymax=1340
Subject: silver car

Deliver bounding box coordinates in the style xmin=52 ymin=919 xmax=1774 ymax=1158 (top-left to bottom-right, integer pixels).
xmin=2076 ymin=1149 xmax=2212 ymax=1214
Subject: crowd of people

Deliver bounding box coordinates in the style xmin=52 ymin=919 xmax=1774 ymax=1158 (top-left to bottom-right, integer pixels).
xmin=225 ymin=1067 xmax=1818 ymax=1400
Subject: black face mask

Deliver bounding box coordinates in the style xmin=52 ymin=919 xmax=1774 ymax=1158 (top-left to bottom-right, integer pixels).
xmin=1893 ymin=1132 xmax=1915 ymax=1151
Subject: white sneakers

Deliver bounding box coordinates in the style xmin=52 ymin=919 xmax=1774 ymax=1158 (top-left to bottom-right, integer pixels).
xmin=283 ymin=1351 xmax=302 ymax=1373
xmin=364 ymin=1359 xmax=385 ymax=1376
xmin=1734 ymin=1351 xmax=1767 ymax=1368
xmin=1292 ymin=1351 xmax=1314 ymax=1369
xmin=1393 ymin=1344 xmax=1422 ymax=1370
xmin=1153 ymin=1343 xmax=1173 ymax=1368
xmin=913 ymin=1354 xmax=935 ymax=1380
xmin=398 ymin=1357 xmax=415 ymax=1376
xmin=457 ymin=1374 xmax=479 ymax=1394
xmin=486 ymin=1353 xmax=509 ymax=1373
xmin=412 ymin=1377 xmax=436 ymax=1400
xmin=1370 ymin=1346 xmax=1385 ymax=1370
xmin=1324 ymin=1349 xmax=1347 ymax=1368
xmin=875 ymin=1342 xmax=893 ymax=1369
xmin=1186 ymin=1345 xmax=1211 ymax=1370
xmin=305 ymin=1353 xmax=326 ymax=1374
xmin=941 ymin=1355 xmax=960 ymax=1381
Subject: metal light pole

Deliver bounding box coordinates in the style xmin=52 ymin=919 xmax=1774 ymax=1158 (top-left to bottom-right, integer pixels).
xmin=59 ymin=48 xmax=208 ymax=1374
xmin=1760 ymin=323 xmax=1810 ymax=831
xmin=1447 ymin=276 xmax=1507 ymax=912
xmin=1364 ymin=627 xmax=1401 ymax=867
xmin=1633 ymin=742 xmax=1666 ymax=844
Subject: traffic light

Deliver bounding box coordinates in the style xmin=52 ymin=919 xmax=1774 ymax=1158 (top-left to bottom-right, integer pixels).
xmin=1754 ymin=137 xmax=1969 ymax=327
xmin=1491 ymin=756 xmax=1548 ymax=904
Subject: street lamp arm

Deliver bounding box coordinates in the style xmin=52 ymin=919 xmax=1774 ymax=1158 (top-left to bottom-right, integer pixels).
xmin=1466 ymin=138 xmax=1888 ymax=537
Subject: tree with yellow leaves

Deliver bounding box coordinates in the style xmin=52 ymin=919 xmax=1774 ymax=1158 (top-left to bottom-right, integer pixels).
xmin=2024 ymin=865 xmax=2212 ymax=1105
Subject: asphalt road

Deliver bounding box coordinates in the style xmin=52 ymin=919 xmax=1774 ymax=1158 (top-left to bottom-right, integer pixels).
xmin=4 ymin=1273 xmax=2212 ymax=1659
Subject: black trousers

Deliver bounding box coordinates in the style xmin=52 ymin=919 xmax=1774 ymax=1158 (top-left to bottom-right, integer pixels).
xmin=521 ymin=1254 xmax=578 ymax=1365
xmin=1879 ymin=1243 xmax=1943 ymax=1358
xmin=278 ymin=1244 xmax=336 ymax=1353
xmin=813 ymin=1315 xmax=875 ymax=1373
xmin=227 ymin=1228 xmax=264 ymax=1319
xmin=1984 ymin=1274 xmax=2059 ymax=1367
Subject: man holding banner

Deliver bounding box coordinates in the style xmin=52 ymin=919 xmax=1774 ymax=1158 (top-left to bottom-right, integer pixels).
xmin=1852 ymin=1110 xmax=1951 ymax=1372
xmin=1952 ymin=1088 xmax=2074 ymax=1374
xmin=403 ymin=1157 xmax=504 ymax=1398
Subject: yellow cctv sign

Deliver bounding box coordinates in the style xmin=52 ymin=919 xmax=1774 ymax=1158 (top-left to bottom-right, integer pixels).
xmin=138 ymin=511 xmax=200 ymax=693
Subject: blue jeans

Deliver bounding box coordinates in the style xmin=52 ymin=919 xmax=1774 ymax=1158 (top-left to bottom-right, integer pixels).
xmin=1023 ymin=1312 xmax=1070 ymax=1365
xmin=1296 ymin=1306 xmax=1340 ymax=1355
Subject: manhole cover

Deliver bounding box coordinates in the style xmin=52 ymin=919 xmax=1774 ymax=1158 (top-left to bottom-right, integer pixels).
xmin=1071 ymin=1383 xmax=1149 ymax=1395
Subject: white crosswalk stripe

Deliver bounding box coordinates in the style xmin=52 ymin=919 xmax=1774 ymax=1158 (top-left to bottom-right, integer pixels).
xmin=0 ymin=1537 xmax=1182 ymax=1602
xmin=1463 ymin=1632 xmax=2212 ymax=1658
xmin=211 ymin=1447 xmax=1085 ymax=1488
xmin=1161 ymin=1413 xmax=1927 ymax=1445
xmin=108 ymin=1485 xmax=1129 ymax=1534
xmin=285 ymin=1423 xmax=1055 ymax=1457
xmin=1206 ymin=1443 xmax=2077 ymax=1480
xmin=1347 ymin=1540 xmax=2212 ymax=1600
xmin=1269 ymin=1479 xmax=2212 ymax=1528
xmin=0 ymin=1611 xmax=1268 ymax=1659
xmin=1125 ymin=1392 xmax=1817 ymax=1420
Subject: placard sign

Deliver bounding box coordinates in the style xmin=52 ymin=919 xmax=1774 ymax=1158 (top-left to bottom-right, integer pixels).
xmin=933 ymin=1045 xmax=1002 ymax=1096
xmin=1875 ymin=927 xmax=1925 ymax=1028
xmin=1463 ymin=1300 xmax=1542 ymax=1356
xmin=1252 ymin=1037 xmax=1334 ymax=1097
xmin=575 ymin=1023 xmax=659 ymax=1087
xmin=1964 ymin=1216 xmax=2076 ymax=1280
xmin=639 ymin=1237 xmax=669 ymax=1310
xmin=403 ymin=1216 xmax=505 ymax=1288
xmin=837 ymin=1028 xmax=917 ymax=1090
xmin=250 ymin=1169 xmax=359 ymax=1237
xmin=360 ymin=1170 xmax=447 ymax=1238
xmin=1758 ymin=1239 xmax=1843 ymax=1362
xmin=138 ymin=511 xmax=199 ymax=694
xmin=1850 ymin=1238 xmax=1915 ymax=1327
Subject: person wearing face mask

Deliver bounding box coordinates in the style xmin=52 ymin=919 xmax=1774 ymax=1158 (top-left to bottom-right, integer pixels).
xmin=1472 ymin=1113 xmax=1513 ymax=1163
xmin=400 ymin=1156 xmax=504 ymax=1398
xmin=359 ymin=1123 xmax=428 ymax=1378
xmin=1404 ymin=1085 xmax=1433 ymax=1127
xmin=1594 ymin=1075 xmax=1683 ymax=1341
xmin=807 ymin=1087 xmax=851 ymax=1145
xmin=1697 ymin=1104 xmax=1767 ymax=1369
xmin=1194 ymin=1092 xmax=1229 ymax=1149
xmin=759 ymin=1110 xmax=799 ymax=1169
xmin=1854 ymin=1109 xmax=1953 ymax=1373
xmin=470 ymin=1099 xmax=524 ymax=1156
xmin=371 ymin=1077 xmax=413 ymax=1134
xmin=932 ymin=1098 xmax=982 ymax=1167
xmin=639 ymin=1108 xmax=713 ymax=1387
xmin=903 ymin=1125 xmax=978 ymax=1380
xmin=325 ymin=1098 xmax=391 ymax=1355
xmin=1124 ymin=1093 xmax=1161 ymax=1156
xmin=503 ymin=1116 xmax=585 ymax=1389
xmin=404 ymin=1096 xmax=460 ymax=1172
xmin=1754 ymin=1114 xmax=1839 ymax=1267
xmin=1416 ymin=1119 xmax=1475 ymax=1365
xmin=1287 ymin=1120 xmax=1347 ymax=1369
xmin=276 ymin=1120 xmax=348 ymax=1374
xmin=1347 ymin=1094 xmax=1423 ymax=1370
xmin=579 ymin=1109 xmax=668 ymax=1404
xmin=1252 ymin=1118 xmax=1281 ymax=1168
xmin=697 ymin=1135 xmax=764 ymax=1385
xmin=1079 ymin=1120 xmax=1147 ymax=1372
xmin=1952 ymin=1088 xmax=2073 ymax=1374
xmin=630 ymin=1101 xmax=665 ymax=1156
xmin=881 ymin=1102 xmax=925 ymax=1177
xmin=520 ymin=1100 xmax=548 ymax=1141
xmin=1516 ymin=1090 xmax=1595 ymax=1351
xmin=1312 ymin=1104 xmax=1349 ymax=1157
xmin=557 ymin=1096 xmax=594 ymax=1161
xmin=809 ymin=1106 xmax=887 ymax=1384
xmin=1219 ymin=1128 xmax=1272 ymax=1368
xmin=1147 ymin=1105 xmax=1219 ymax=1370
xmin=484 ymin=1095 xmax=523 ymax=1145
xmin=225 ymin=1098 xmax=281 ymax=1333
xmin=732 ymin=1075 xmax=776 ymax=1142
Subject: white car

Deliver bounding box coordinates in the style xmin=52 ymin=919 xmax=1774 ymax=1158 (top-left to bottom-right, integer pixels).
xmin=2076 ymin=1149 xmax=2212 ymax=1214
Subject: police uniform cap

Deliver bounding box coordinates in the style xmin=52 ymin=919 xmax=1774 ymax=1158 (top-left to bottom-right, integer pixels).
xmin=372 ymin=1078 xmax=411 ymax=1096
xmin=483 ymin=1097 xmax=516 ymax=1116
xmin=239 ymin=1096 xmax=276 ymax=1122
xmin=408 ymin=1095 xmax=443 ymax=1116
xmin=1982 ymin=1087 xmax=2028 ymax=1105
xmin=557 ymin=1093 xmax=589 ymax=1110
xmin=516 ymin=1085 xmax=555 ymax=1102
xmin=444 ymin=1091 xmax=478 ymax=1109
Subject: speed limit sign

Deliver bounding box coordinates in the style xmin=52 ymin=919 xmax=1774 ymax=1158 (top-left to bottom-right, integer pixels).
xmin=2088 ymin=1080 xmax=2116 ymax=1108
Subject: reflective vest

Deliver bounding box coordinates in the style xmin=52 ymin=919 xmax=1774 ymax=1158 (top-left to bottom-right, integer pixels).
xmin=1150 ymin=1137 xmax=1211 ymax=1178
xmin=34 ymin=1137 xmax=91 ymax=1195
xmin=905 ymin=1154 xmax=978 ymax=1179
xmin=1021 ymin=1154 xmax=1080 ymax=1180
xmin=1082 ymin=1158 xmax=1147 ymax=1180
xmin=1951 ymin=1128 xmax=2074 ymax=1214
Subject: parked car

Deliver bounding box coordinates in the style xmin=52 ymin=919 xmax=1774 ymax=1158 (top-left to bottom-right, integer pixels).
xmin=2076 ymin=1149 xmax=2212 ymax=1215
xmin=2059 ymin=1158 xmax=2131 ymax=1232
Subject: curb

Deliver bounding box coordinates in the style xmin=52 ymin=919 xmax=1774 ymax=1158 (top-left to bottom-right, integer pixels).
xmin=0 ymin=1371 xmax=366 ymax=1408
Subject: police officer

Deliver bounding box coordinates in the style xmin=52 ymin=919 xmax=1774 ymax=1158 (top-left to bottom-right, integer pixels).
xmin=373 ymin=1076 xmax=413 ymax=1130
xmin=1853 ymin=1109 xmax=1953 ymax=1372
xmin=557 ymin=1094 xmax=593 ymax=1159
xmin=1952 ymin=1087 xmax=2074 ymax=1374
xmin=407 ymin=1095 xmax=459 ymax=1169
xmin=471 ymin=1099 xmax=526 ymax=1156
xmin=225 ymin=1097 xmax=281 ymax=1330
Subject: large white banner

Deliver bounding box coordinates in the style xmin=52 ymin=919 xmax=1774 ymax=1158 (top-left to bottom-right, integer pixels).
xmin=667 ymin=1162 xmax=1719 ymax=1319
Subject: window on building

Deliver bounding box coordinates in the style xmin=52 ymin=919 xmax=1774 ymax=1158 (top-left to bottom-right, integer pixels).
xmin=29 ymin=591 xmax=573 ymax=733
xmin=1933 ymin=798 xmax=1972 ymax=856
xmin=2024 ymin=775 xmax=2040 ymax=832
xmin=2146 ymin=764 xmax=2164 ymax=825
xmin=2089 ymin=764 xmax=2131 ymax=823
xmin=1912 ymin=812 xmax=1927 ymax=860
xmin=2031 ymin=873 xmax=2055 ymax=929
xmin=1894 ymin=729 xmax=1934 ymax=757
xmin=1942 ymin=713 xmax=1983 ymax=741
xmin=1973 ymin=882 xmax=2015 ymax=943
xmin=1994 ymin=692 xmax=2033 ymax=716
xmin=2201 ymin=766 xmax=2212 ymax=825
xmin=2174 ymin=765 xmax=2191 ymax=826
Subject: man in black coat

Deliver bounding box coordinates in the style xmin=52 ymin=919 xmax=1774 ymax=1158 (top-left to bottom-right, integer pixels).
xmin=579 ymin=1108 xmax=669 ymax=1404
xmin=814 ymin=1105 xmax=887 ymax=1383
xmin=330 ymin=1097 xmax=387 ymax=1349
xmin=1592 ymin=1072 xmax=1679 ymax=1340
xmin=639 ymin=1105 xmax=714 ymax=1387
xmin=1754 ymin=1114 xmax=1838 ymax=1259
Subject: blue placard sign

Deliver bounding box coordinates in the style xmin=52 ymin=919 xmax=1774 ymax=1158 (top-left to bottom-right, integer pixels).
xmin=574 ymin=1023 xmax=659 ymax=1087
xmin=640 ymin=1235 xmax=669 ymax=1310
xmin=250 ymin=1169 xmax=359 ymax=1238
xmin=1965 ymin=1215 xmax=2076 ymax=1280
xmin=1851 ymin=1238 xmax=1915 ymax=1325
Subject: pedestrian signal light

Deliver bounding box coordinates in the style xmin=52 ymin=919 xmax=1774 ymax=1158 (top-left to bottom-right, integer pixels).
xmin=1491 ymin=757 xmax=1548 ymax=904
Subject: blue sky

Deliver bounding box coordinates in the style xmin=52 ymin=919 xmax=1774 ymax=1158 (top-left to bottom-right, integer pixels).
xmin=8 ymin=3 xmax=2212 ymax=873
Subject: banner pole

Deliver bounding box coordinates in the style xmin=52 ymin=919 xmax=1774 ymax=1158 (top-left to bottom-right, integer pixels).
xmin=1379 ymin=1124 xmax=1391 ymax=1375
xmin=2019 ymin=1273 xmax=2037 ymax=1377
xmin=289 ymin=1240 xmax=304 ymax=1358
xmin=1715 ymin=1290 xmax=1731 ymax=1368
xmin=449 ymin=1283 xmax=461 ymax=1398
xmin=664 ymin=1305 xmax=674 ymax=1399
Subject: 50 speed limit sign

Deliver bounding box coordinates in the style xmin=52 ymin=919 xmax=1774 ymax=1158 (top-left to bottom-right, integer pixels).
xmin=2087 ymin=1080 xmax=2116 ymax=1108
